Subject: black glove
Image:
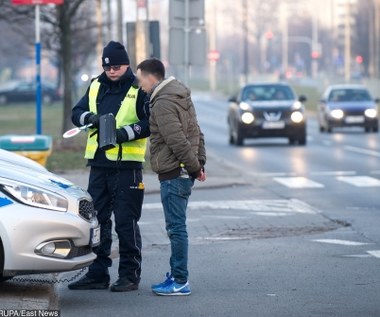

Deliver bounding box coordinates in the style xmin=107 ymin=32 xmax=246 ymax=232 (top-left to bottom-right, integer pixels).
xmin=85 ymin=113 xmax=100 ymax=129
xmin=115 ymin=128 xmax=128 ymax=144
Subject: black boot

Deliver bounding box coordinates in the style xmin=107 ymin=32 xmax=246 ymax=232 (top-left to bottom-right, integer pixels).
xmin=68 ymin=274 xmax=110 ymax=290
xmin=110 ymin=277 xmax=139 ymax=292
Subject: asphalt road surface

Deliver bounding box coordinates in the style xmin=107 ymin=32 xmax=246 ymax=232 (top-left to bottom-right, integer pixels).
xmin=57 ymin=93 xmax=380 ymax=317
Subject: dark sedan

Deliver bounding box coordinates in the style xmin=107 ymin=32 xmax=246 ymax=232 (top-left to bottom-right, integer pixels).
xmin=228 ymin=83 xmax=307 ymax=146
xmin=318 ymin=85 xmax=379 ymax=133
xmin=0 ymin=81 xmax=61 ymax=105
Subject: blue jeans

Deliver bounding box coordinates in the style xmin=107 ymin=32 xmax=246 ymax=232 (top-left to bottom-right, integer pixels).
xmin=160 ymin=177 xmax=194 ymax=284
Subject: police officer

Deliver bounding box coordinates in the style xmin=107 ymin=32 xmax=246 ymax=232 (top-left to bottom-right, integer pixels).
xmin=68 ymin=41 xmax=149 ymax=292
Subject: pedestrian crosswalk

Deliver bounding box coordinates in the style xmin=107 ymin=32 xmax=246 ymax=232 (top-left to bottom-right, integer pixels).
xmin=273 ymin=177 xmax=324 ymax=188
xmin=272 ymin=175 xmax=380 ymax=189
xmin=336 ymin=176 xmax=380 ymax=187
xmin=312 ymin=239 xmax=380 ymax=261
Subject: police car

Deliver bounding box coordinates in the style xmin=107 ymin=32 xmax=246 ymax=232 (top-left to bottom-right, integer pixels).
xmin=0 ymin=149 xmax=99 ymax=282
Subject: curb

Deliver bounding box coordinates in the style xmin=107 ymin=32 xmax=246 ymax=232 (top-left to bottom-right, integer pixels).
xmin=0 ymin=274 xmax=58 ymax=310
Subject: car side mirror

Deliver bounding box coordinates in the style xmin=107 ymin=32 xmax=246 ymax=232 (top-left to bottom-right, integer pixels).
xmin=375 ymin=98 xmax=380 ymax=103
xmin=228 ymin=96 xmax=238 ymax=103
xmin=299 ymin=95 xmax=307 ymax=103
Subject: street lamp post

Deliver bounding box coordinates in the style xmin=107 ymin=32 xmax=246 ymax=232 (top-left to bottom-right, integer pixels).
xmin=282 ymin=2 xmax=289 ymax=75
xmin=242 ymin=0 xmax=249 ymax=84
xmin=312 ymin=14 xmax=319 ymax=78
xmin=344 ymin=0 xmax=351 ymax=82
xmin=35 ymin=4 xmax=42 ymax=134
xmin=184 ymin=0 xmax=190 ymax=85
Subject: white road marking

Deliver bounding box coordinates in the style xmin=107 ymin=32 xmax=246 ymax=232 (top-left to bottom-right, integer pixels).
xmin=312 ymin=239 xmax=371 ymax=246
xmin=187 ymin=218 xmax=201 ymax=223
xmin=343 ymin=254 xmax=373 ymax=258
xmin=203 ymin=236 xmax=246 ymax=241
xmin=344 ymin=146 xmax=380 ymax=158
xmin=337 ymin=176 xmax=380 ymax=187
xmin=273 ymin=177 xmax=324 ymax=188
xmin=144 ymin=199 xmax=318 ymax=215
xmin=367 ymin=250 xmax=380 ymax=258
xmin=203 ymin=215 xmax=248 ymax=220
xmin=254 ymin=212 xmax=289 ymax=217
xmin=310 ymin=171 xmax=356 ymax=176
xmin=252 ymin=171 xmax=357 ymax=178
xmin=249 ymin=172 xmax=297 ymax=177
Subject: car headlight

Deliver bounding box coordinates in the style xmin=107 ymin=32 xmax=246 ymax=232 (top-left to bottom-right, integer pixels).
xmin=292 ymin=101 xmax=302 ymax=110
xmin=330 ymin=109 xmax=344 ymax=119
xmin=241 ymin=112 xmax=255 ymax=124
xmin=291 ymin=111 xmax=304 ymax=123
xmin=2 ymin=183 xmax=68 ymax=212
xmin=240 ymin=102 xmax=252 ymax=111
xmin=364 ymin=108 xmax=377 ymax=118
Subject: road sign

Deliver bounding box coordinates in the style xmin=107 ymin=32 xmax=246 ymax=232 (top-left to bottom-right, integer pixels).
xmin=208 ymin=50 xmax=220 ymax=62
xmin=169 ymin=28 xmax=206 ymax=66
xmin=169 ymin=0 xmax=205 ymax=28
xmin=169 ymin=0 xmax=206 ymax=83
xmin=12 ymin=0 xmax=63 ymax=4
xmin=137 ymin=0 xmax=147 ymax=8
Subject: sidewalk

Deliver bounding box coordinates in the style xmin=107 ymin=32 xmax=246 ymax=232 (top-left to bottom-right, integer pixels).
xmin=0 ymin=275 xmax=58 ymax=310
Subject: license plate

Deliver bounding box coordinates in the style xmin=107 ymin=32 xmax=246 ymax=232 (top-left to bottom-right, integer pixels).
xmin=345 ymin=116 xmax=365 ymax=124
xmin=90 ymin=226 xmax=100 ymax=247
xmin=262 ymin=121 xmax=285 ymax=129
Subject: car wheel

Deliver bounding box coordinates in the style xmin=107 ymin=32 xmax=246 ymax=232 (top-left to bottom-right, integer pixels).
xmin=0 ymin=95 xmax=7 ymax=105
xmin=235 ymin=129 xmax=244 ymax=146
xmin=327 ymin=126 xmax=333 ymax=133
xmin=365 ymin=127 xmax=371 ymax=133
xmin=298 ymin=137 xmax=307 ymax=145
xmin=229 ymin=134 xmax=234 ymax=144
xmin=0 ymin=239 xmax=9 ymax=283
xmin=319 ymin=126 xmax=325 ymax=133
xmin=43 ymin=95 xmax=52 ymax=105
xmin=288 ymin=138 xmax=296 ymax=145
xmin=373 ymin=127 xmax=379 ymax=133
xmin=229 ymin=128 xmax=234 ymax=144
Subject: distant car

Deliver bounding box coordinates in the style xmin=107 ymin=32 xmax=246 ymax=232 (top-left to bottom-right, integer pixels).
xmin=318 ymin=85 xmax=379 ymax=133
xmin=0 ymin=149 xmax=99 ymax=282
xmin=0 ymin=81 xmax=61 ymax=105
xmin=228 ymin=83 xmax=307 ymax=146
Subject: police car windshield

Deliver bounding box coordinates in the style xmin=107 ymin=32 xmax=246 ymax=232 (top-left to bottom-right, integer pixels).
xmin=242 ymin=85 xmax=295 ymax=102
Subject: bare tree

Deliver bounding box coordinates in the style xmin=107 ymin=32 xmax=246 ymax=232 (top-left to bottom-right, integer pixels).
xmin=0 ymin=0 xmax=97 ymax=138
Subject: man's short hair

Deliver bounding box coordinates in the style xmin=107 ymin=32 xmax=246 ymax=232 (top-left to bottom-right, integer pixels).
xmin=137 ymin=58 xmax=165 ymax=80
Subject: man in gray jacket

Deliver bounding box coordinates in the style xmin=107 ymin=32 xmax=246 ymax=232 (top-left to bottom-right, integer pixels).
xmin=137 ymin=58 xmax=206 ymax=296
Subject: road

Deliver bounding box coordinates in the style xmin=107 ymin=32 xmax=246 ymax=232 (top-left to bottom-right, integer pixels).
xmin=57 ymin=93 xmax=380 ymax=317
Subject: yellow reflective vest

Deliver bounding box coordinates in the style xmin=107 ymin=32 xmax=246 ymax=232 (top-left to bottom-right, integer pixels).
xmin=84 ymin=79 xmax=147 ymax=162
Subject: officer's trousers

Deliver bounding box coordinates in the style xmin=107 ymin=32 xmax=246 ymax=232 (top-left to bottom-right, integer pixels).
xmin=87 ymin=167 xmax=144 ymax=284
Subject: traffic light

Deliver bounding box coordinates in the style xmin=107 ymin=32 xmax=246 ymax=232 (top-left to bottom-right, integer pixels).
xmin=311 ymin=51 xmax=320 ymax=59
xmin=265 ymin=31 xmax=274 ymax=40
xmin=355 ymin=55 xmax=363 ymax=64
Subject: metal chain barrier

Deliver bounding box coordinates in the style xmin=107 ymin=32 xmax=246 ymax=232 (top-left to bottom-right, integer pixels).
xmin=11 ymin=267 xmax=87 ymax=285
